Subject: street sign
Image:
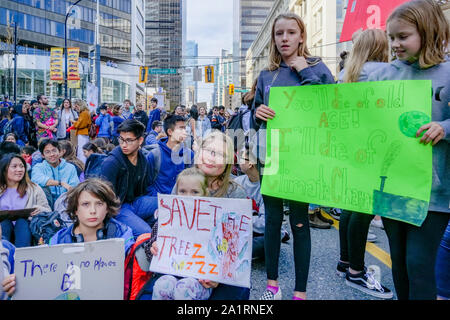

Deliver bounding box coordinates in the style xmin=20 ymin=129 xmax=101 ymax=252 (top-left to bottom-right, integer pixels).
xmin=205 ymin=66 xmax=214 ymax=83
xmin=235 ymin=89 xmax=249 ymax=93
xmin=148 ymin=68 xmax=177 ymax=75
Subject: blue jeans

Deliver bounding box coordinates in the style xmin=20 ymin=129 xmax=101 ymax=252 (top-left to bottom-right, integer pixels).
xmin=436 ymin=221 xmax=450 ymax=299
xmin=116 ymin=195 xmax=158 ymax=237
xmin=1 ymin=219 xmax=32 ymax=248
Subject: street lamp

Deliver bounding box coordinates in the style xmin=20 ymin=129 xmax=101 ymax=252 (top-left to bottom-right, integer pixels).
xmin=65 ymin=0 xmax=83 ymax=99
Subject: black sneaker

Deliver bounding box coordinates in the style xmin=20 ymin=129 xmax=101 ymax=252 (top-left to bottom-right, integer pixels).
xmin=328 ymin=208 xmax=341 ymax=220
xmin=281 ymin=230 xmax=290 ymax=243
xmin=309 ymin=211 xmax=332 ymax=229
xmin=336 ymin=261 xmax=349 ymax=278
xmin=345 ymin=270 xmax=393 ymax=299
xmin=317 ymin=209 xmax=334 ymax=224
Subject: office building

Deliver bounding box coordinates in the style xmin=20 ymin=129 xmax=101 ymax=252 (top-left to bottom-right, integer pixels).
xmin=145 ymin=0 xmax=186 ymax=109
xmin=0 ymin=0 xmax=145 ymax=105
xmin=233 ymin=0 xmax=275 ymax=89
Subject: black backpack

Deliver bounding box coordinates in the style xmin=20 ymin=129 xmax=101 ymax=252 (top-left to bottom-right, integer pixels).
xmin=84 ymin=153 xmax=109 ymax=179
xmin=226 ymin=108 xmax=251 ymax=152
xmin=29 ymin=211 xmax=67 ymax=244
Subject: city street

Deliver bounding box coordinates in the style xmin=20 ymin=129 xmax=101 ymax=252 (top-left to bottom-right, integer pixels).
xmin=250 ymin=212 xmax=396 ymax=300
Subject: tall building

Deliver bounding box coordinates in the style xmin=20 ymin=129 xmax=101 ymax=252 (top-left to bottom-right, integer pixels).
xmin=246 ymin=0 xmax=351 ymax=87
xmin=145 ymin=0 xmax=185 ymax=109
xmin=0 ymin=0 xmax=145 ymax=104
xmin=217 ymin=49 xmax=233 ymax=107
xmin=233 ymin=0 xmax=275 ymax=89
xmin=183 ymin=40 xmax=198 ymax=107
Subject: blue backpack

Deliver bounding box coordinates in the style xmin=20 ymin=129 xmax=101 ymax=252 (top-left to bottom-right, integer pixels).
xmin=84 ymin=153 xmax=109 ymax=179
xmin=2 ymin=118 xmax=15 ymax=136
xmin=29 ymin=211 xmax=67 ymax=245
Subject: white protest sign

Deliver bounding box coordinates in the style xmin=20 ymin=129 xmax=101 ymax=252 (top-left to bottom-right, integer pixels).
xmin=13 ymin=239 xmax=124 ymax=300
xmin=150 ymin=194 xmax=253 ymax=288
xmin=87 ymin=82 xmax=98 ymax=113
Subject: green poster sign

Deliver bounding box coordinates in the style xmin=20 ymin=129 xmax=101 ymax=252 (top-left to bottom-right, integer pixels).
xmin=261 ymin=80 xmax=432 ymax=226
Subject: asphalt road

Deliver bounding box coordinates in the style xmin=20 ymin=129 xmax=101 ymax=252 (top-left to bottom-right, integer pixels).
xmin=249 ymin=213 xmax=396 ymax=300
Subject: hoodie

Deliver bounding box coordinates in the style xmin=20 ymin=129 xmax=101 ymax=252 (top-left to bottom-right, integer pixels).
xmin=100 ymin=146 xmax=150 ymax=204
xmin=0 ymin=240 xmax=12 ymax=300
xmin=31 ymin=158 xmax=80 ymax=200
xmin=146 ymin=137 xmax=194 ymax=196
xmin=49 ymin=218 xmax=135 ymax=255
xmin=11 ymin=104 xmax=29 ymax=144
xmin=368 ymin=59 xmax=450 ymax=214
xmin=250 ymin=58 xmax=335 ymax=164
xmin=95 ymin=113 xmax=112 ymax=138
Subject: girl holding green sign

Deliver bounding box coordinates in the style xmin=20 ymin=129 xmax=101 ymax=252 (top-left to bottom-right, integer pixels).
xmin=253 ymin=13 xmax=335 ymax=301
xmin=368 ymin=0 xmax=449 ymax=300
xmin=337 ymin=28 xmax=394 ymax=299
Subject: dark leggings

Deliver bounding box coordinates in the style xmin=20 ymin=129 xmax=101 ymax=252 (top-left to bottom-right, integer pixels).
xmin=383 ymin=211 xmax=449 ymax=300
xmin=263 ymin=194 xmax=311 ymax=292
xmin=339 ymin=210 xmax=374 ymax=271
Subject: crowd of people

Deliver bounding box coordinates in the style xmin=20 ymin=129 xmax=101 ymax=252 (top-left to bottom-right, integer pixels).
xmin=0 ymin=0 xmax=449 ymax=301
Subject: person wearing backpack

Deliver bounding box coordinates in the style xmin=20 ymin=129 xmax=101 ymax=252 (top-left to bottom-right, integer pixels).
xmin=72 ymin=100 xmax=91 ymax=164
xmin=145 ymin=114 xmax=194 ymax=199
xmin=100 ymin=119 xmax=156 ymax=237
xmin=1 ymin=178 xmax=135 ymax=299
xmin=111 ymin=105 xmax=125 ymax=146
xmin=5 ymin=104 xmax=30 ymax=147
xmin=0 ymin=108 xmax=10 ymax=141
xmin=95 ymin=104 xmax=113 ymax=143
xmin=0 ymin=154 xmax=51 ymax=247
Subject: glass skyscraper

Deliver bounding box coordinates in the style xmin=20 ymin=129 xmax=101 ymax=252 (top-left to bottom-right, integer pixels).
xmin=145 ymin=0 xmax=185 ymax=109
xmin=0 ymin=0 xmax=143 ymax=104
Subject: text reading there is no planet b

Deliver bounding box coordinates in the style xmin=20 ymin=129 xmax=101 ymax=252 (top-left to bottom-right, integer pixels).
xmin=261 ymin=80 xmax=432 ymax=227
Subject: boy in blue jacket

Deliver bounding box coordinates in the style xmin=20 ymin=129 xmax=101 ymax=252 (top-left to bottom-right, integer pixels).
xmin=95 ymin=104 xmax=112 ymax=142
xmin=1 ymin=178 xmax=135 ymax=298
xmin=146 ymin=114 xmax=194 ymax=197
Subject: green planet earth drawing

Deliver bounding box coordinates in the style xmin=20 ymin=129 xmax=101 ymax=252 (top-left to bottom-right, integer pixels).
xmin=398 ymin=111 xmax=431 ymax=138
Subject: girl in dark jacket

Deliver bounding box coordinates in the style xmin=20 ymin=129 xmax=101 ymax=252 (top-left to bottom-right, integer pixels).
xmin=252 ymin=13 xmax=335 ymax=301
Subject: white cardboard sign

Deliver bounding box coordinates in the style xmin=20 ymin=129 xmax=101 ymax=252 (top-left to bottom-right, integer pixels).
xmin=13 ymin=239 xmax=124 ymax=300
xmin=150 ymin=194 xmax=253 ymax=288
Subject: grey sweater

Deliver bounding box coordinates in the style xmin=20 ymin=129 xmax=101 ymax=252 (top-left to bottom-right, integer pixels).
xmin=1 ymin=241 xmax=11 ymax=300
xmin=368 ymin=59 xmax=450 ymax=213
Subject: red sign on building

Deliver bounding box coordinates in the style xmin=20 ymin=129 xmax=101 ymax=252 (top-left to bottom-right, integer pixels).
xmin=339 ymin=0 xmax=409 ymax=42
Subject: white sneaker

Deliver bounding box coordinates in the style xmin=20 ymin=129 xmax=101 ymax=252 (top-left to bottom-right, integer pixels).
xmin=367 ymin=231 xmax=377 ymax=242
xmin=370 ymin=219 xmax=384 ymax=229
xmin=260 ymin=287 xmax=282 ymax=300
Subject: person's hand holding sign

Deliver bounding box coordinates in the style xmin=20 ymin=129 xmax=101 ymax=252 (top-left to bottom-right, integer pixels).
xmin=150 ymin=241 xmax=218 ymax=289
xmin=416 ymin=122 xmax=445 ymax=146
xmin=255 ymin=104 xmax=276 ymax=122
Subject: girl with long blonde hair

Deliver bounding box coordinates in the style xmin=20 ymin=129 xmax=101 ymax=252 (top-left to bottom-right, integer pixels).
xmin=336 ymin=28 xmax=394 ymax=299
xmin=341 ymin=29 xmax=389 ymax=83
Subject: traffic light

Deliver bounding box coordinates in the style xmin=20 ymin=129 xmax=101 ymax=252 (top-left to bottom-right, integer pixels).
xmin=139 ymin=66 xmax=148 ymax=83
xmin=229 ymin=84 xmax=235 ymax=95
xmin=205 ymin=66 xmax=214 ymax=83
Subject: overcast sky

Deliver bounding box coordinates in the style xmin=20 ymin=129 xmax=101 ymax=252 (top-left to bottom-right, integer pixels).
xmin=187 ymin=0 xmax=234 ymax=104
